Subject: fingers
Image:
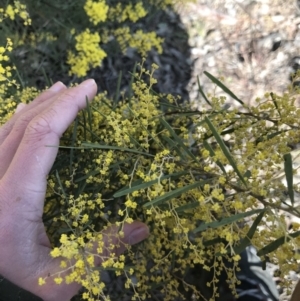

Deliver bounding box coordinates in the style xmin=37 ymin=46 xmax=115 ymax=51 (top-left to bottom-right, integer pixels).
xmin=120 ymin=221 xmax=150 ymax=247
xmin=100 ymin=221 xmax=150 ymax=261
xmin=33 ymin=222 xmax=149 ymax=301
xmin=0 ymin=84 xmax=68 ymax=178
xmin=0 ymin=82 xmax=66 ymax=147
xmin=2 ymin=79 xmax=97 ymax=201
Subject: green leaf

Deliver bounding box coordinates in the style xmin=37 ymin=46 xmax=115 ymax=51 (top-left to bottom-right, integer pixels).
xmin=97 ymin=98 xmax=113 ymax=111
xmin=85 ymin=96 xmax=93 ymax=134
xmin=205 ymin=117 xmax=247 ymax=187
xmin=91 ymin=105 xmax=110 ymax=119
xmin=128 ymin=62 xmax=137 ymax=99
xmin=81 ymin=142 xmax=155 ymax=157
xmin=197 ymin=76 xmax=212 ymax=106
xmin=127 ymin=133 xmax=145 ymax=150
xmin=203 ymin=237 xmax=226 ymax=247
xmin=255 ymin=130 xmax=288 ymax=144
xmin=77 ymin=120 xmax=101 ymax=141
xmin=77 ymin=178 xmax=88 ymax=197
xmin=233 ymin=209 xmax=266 ymax=254
xmin=257 ymin=230 xmax=300 ymax=256
xmin=143 ymin=179 xmax=211 ymax=208
xmin=57 ymin=227 xmax=73 ymax=234
xmin=160 ymin=135 xmax=185 ymax=160
xmin=114 ymin=70 xmax=122 ymax=107
xmin=270 ymin=92 xmax=281 ymax=117
xmin=81 ymin=109 xmax=87 ymax=141
xmin=41 ymin=67 xmax=51 ymax=87
xmin=70 ymin=117 xmax=78 ymax=173
xmin=15 ymin=66 xmax=25 ymax=89
xmin=204 ymin=71 xmax=244 ymax=105
xmin=166 ymin=111 xmax=205 ymax=117
xmin=74 ymin=168 xmax=101 ymax=183
xmin=174 ymin=201 xmax=199 ymax=213
xmin=220 ymin=127 xmax=236 ymax=136
xmin=194 ymin=111 xmax=221 ymax=128
xmin=55 ymin=170 xmax=67 ymax=199
xmin=284 ymin=153 xmax=294 ymax=205
xmin=193 ymin=209 xmax=263 ymax=234
xmin=159 ymin=117 xmax=199 ymax=163
xmin=113 ymin=171 xmax=187 ymax=198
xmin=243 ymin=170 xmax=252 ymax=179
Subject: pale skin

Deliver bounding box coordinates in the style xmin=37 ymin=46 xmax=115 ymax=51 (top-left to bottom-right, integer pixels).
xmin=0 ymin=80 xmax=149 ymax=301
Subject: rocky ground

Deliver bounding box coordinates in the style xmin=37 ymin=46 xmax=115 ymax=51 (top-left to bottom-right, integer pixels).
xmin=176 ymin=0 xmax=300 ymax=106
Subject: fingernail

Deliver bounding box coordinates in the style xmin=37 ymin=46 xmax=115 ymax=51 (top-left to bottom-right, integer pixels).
xmin=80 ymin=79 xmax=96 ymax=87
xmin=128 ymin=226 xmax=149 ymax=245
xmin=48 ymin=81 xmax=65 ymax=92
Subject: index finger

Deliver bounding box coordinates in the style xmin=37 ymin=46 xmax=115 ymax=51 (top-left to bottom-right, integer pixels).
xmin=3 ymin=79 xmax=97 ymax=198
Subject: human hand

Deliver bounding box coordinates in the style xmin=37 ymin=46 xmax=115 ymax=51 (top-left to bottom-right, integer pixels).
xmin=0 ymin=80 xmax=149 ymax=301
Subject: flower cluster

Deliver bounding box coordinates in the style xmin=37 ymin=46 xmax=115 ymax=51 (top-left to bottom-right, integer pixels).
xmin=9 ymin=66 xmax=296 ymax=300
xmin=109 ymin=2 xmax=147 ymax=23
xmin=68 ymin=0 xmax=165 ymax=77
xmin=0 ymin=39 xmax=13 ymax=83
xmin=84 ymin=0 xmax=109 ymax=25
xmin=67 ymin=29 xmax=107 ymax=77
xmin=0 ymin=0 xmax=31 ymax=25
xmin=115 ymin=27 xmax=164 ymax=57
xmin=2 ymin=1 xmax=300 ymax=300
xmin=0 ymin=1 xmax=30 ymax=95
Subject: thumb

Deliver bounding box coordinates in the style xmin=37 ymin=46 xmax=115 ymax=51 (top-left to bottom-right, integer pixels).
xmin=100 ymin=221 xmax=150 ymax=259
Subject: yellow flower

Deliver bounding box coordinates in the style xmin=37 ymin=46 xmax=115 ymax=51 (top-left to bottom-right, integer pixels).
xmin=81 ymin=214 xmax=89 ymax=224
xmin=68 ymin=29 xmax=107 ymax=77
xmin=233 ymin=254 xmax=241 ymax=262
xmin=75 ymin=259 xmax=85 ymax=269
xmin=114 ymin=27 xmax=163 ymax=57
xmin=125 ymin=199 xmax=137 ymax=209
xmin=38 ymin=277 xmax=46 ymax=286
xmin=60 ymin=260 xmax=67 ymax=268
xmin=54 ymin=277 xmax=63 ymax=285
xmin=123 ymin=2 xmax=147 ymax=23
xmin=84 ymin=0 xmax=109 ymax=25
xmin=4 ymin=1 xmax=31 ymax=25
xmin=50 ymin=247 xmax=61 ymax=258
xmin=5 ymin=5 xmax=15 ymax=20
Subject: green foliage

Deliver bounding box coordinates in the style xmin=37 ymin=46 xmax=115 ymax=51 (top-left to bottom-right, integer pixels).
xmin=3 ymin=64 xmax=300 ymax=300
xmin=0 ymin=0 xmax=174 ymax=88
xmin=1 ymin=1 xmax=300 ymax=301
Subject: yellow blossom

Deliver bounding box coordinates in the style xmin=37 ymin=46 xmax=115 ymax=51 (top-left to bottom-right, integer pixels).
xmin=84 ymin=0 xmax=109 ymax=25
xmin=38 ymin=277 xmax=46 ymax=286
xmin=67 ymin=29 xmax=107 ymax=77
xmin=51 ymin=247 xmax=61 ymax=258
